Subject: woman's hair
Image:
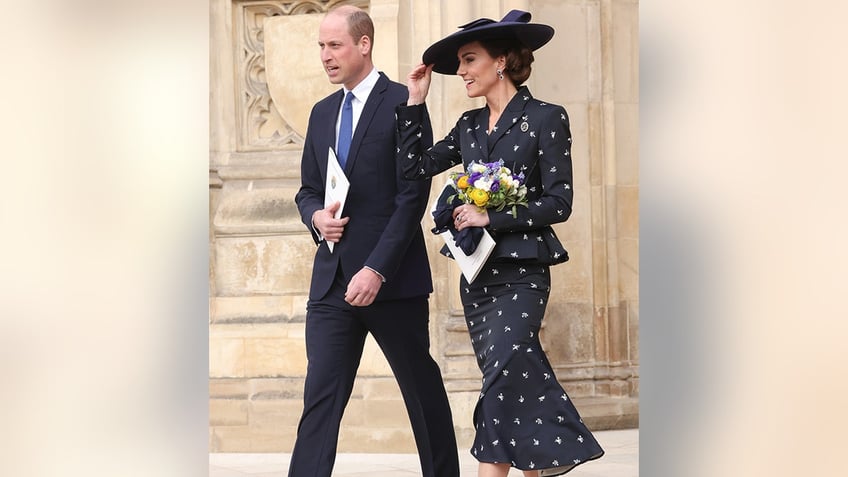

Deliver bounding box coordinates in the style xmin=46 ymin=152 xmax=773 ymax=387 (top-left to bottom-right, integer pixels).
xmin=479 ymin=38 xmax=535 ymax=86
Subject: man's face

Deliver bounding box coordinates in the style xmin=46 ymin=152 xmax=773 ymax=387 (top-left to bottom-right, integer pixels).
xmin=318 ymin=13 xmax=368 ymax=89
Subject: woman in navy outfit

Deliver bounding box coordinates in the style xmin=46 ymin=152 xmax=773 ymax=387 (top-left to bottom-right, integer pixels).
xmin=396 ymin=10 xmax=605 ymax=477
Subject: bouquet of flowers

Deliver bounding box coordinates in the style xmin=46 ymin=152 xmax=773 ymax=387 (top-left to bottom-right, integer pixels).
xmin=447 ymin=160 xmax=528 ymax=218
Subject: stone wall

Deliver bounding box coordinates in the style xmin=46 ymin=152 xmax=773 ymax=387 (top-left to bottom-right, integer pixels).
xmin=210 ymin=0 xmax=638 ymax=453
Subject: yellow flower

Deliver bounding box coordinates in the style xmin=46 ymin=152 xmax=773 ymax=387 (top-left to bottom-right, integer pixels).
xmin=456 ymin=175 xmax=470 ymax=190
xmin=469 ymin=188 xmax=489 ymax=207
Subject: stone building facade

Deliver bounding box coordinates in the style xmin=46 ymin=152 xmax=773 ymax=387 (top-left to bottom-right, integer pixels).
xmin=210 ymin=0 xmax=639 ymax=453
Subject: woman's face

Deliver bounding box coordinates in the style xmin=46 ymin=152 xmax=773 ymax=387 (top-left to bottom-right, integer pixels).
xmin=456 ymin=41 xmax=503 ymax=98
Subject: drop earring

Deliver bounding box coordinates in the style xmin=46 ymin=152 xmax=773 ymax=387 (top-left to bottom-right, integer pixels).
xmin=496 ymin=69 xmax=504 ymax=80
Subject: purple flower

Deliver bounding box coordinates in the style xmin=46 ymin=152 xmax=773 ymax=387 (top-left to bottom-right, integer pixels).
xmin=491 ymin=181 xmax=500 ymax=192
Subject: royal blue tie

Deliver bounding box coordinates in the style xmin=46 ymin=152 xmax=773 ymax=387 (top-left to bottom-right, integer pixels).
xmin=337 ymin=91 xmax=354 ymax=168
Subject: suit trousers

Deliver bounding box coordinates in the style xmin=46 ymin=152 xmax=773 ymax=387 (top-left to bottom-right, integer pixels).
xmin=288 ymin=272 xmax=460 ymax=477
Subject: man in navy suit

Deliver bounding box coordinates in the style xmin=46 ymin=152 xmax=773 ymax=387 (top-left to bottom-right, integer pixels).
xmin=290 ymin=6 xmax=460 ymax=477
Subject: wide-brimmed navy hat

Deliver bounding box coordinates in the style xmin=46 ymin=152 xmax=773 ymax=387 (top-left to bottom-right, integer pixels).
xmin=422 ymin=10 xmax=554 ymax=75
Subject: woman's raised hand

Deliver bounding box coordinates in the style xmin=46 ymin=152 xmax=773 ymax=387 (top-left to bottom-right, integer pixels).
xmin=406 ymin=63 xmax=433 ymax=105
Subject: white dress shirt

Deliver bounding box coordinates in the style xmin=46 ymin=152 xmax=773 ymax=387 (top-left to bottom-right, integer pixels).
xmin=335 ymin=67 xmax=380 ymax=153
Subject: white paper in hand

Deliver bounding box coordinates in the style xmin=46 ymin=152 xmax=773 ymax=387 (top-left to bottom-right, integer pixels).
xmin=324 ymin=148 xmax=350 ymax=253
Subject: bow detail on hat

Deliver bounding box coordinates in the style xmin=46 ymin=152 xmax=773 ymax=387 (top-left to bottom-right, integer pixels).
xmin=457 ymin=18 xmax=495 ymax=30
xmin=457 ymin=10 xmax=532 ymax=30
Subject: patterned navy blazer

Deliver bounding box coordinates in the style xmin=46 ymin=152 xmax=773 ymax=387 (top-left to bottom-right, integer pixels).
xmin=396 ymin=86 xmax=572 ymax=265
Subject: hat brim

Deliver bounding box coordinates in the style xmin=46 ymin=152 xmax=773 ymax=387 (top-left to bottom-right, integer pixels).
xmin=422 ymin=23 xmax=554 ymax=75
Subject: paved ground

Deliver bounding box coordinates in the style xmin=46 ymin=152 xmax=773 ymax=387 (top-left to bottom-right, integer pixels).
xmin=210 ymin=428 xmax=637 ymax=476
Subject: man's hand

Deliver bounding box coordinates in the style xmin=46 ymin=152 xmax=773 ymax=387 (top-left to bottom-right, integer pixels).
xmin=345 ymin=267 xmax=383 ymax=307
xmin=313 ymin=201 xmax=350 ymax=243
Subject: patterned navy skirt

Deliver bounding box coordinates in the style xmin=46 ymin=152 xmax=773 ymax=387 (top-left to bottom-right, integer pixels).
xmin=460 ymin=263 xmax=604 ymax=475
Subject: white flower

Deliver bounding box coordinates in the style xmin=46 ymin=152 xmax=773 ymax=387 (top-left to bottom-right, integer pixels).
xmin=473 ymin=177 xmax=492 ymax=191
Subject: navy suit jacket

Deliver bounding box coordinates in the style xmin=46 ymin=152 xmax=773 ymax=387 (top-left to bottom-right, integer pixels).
xmin=397 ymin=86 xmax=572 ymax=265
xmin=296 ymin=73 xmax=434 ymax=302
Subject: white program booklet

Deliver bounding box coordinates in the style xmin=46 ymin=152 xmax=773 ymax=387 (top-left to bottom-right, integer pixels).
xmin=431 ymin=182 xmax=496 ymax=283
xmin=324 ymin=148 xmax=350 ymax=253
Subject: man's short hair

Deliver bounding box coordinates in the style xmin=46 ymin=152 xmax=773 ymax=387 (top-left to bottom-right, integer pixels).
xmin=344 ymin=8 xmax=375 ymax=48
